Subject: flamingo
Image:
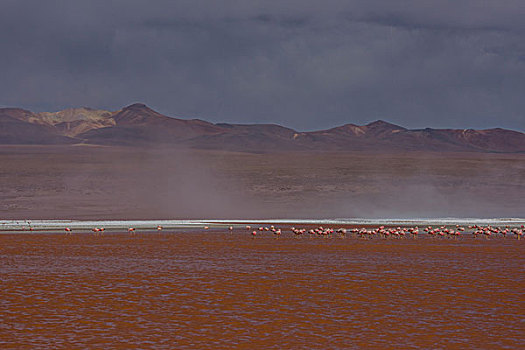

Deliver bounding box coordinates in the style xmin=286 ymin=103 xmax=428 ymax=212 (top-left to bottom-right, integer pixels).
xmin=293 ymin=228 xmax=303 ymax=237
xmin=92 ymin=227 xmax=103 ymax=236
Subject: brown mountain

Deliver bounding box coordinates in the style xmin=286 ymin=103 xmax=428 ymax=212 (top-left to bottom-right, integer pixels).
xmin=190 ymin=123 xmax=299 ymax=152
xmin=0 ymin=103 xmax=523 ymax=153
xmin=79 ymin=103 xmax=224 ymax=146
xmin=0 ymin=108 xmax=77 ymax=144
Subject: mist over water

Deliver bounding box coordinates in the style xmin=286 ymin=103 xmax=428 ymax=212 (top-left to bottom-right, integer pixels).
xmin=103 ymin=149 xmax=524 ymax=220
xmin=0 ymin=146 xmax=523 ymax=220
xmin=126 ymin=149 xmax=261 ymax=219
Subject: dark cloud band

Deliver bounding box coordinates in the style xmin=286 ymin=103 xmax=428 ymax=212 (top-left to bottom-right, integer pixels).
xmin=1 ymin=0 xmax=524 ymax=131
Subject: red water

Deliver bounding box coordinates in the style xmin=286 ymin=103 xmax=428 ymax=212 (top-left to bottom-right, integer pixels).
xmin=0 ymin=231 xmax=523 ymax=349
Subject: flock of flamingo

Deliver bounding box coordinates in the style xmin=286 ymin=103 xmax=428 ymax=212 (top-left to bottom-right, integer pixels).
xmin=19 ymin=222 xmax=525 ymax=240
xmin=241 ymin=224 xmax=525 ymax=240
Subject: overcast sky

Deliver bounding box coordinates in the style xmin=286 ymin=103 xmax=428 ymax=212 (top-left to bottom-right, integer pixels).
xmin=1 ymin=0 xmax=524 ymax=131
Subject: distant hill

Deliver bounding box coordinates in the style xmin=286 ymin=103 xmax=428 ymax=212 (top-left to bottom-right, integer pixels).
xmin=1 ymin=103 xmax=524 ymax=153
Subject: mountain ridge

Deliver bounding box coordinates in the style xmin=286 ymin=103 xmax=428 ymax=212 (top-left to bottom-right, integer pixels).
xmin=0 ymin=103 xmax=523 ymax=153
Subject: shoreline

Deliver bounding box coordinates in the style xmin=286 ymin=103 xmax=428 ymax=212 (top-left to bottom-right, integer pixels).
xmin=1 ymin=217 xmax=524 ymax=232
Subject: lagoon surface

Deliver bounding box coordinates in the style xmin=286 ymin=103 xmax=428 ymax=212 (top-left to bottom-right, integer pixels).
xmin=0 ymin=229 xmax=523 ymax=349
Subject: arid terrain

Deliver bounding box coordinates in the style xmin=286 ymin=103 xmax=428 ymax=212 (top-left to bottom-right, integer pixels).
xmin=2 ymin=104 xmax=524 ymax=153
xmin=2 ymin=103 xmax=523 ymax=221
xmin=1 ymin=145 xmax=523 ymax=220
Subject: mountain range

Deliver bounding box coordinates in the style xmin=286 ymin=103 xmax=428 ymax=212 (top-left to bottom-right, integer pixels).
xmin=1 ymin=103 xmax=523 ymax=153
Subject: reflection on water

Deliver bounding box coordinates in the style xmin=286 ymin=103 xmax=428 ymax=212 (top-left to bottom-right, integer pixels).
xmin=0 ymin=232 xmax=523 ymax=349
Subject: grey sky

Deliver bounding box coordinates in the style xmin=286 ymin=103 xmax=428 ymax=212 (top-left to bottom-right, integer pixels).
xmin=1 ymin=0 xmax=524 ymax=131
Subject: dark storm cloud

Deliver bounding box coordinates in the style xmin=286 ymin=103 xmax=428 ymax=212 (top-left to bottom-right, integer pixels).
xmin=1 ymin=0 xmax=524 ymax=131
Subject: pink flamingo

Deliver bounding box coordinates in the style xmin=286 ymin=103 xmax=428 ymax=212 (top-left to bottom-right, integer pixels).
xmin=92 ymin=227 xmax=102 ymax=236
